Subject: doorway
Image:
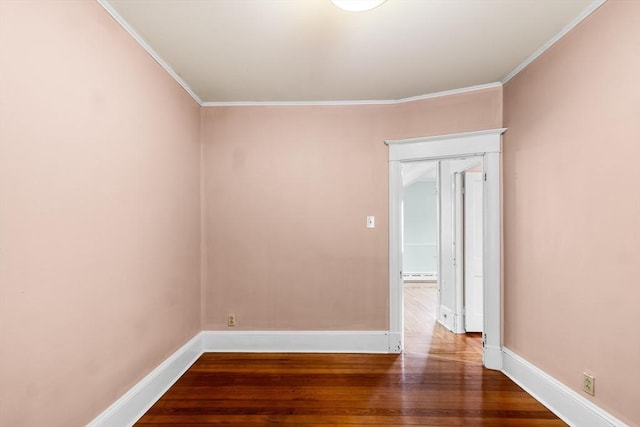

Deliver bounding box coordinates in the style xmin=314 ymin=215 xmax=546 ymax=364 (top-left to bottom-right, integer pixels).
xmin=401 ymin=158 xmax=483 ymax=337
xmin=386 ymin=129 xmax=505 ymax=370
xmin=445 ymin=158 xmax=484 ymax=334
xmin=401 ymin=160 xmax=440 ymax=355
xmin=401 ymin=160 xmax=438 ymax=283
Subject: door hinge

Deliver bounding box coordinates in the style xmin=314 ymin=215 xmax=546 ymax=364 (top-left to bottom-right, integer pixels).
xmin=483 ymin=172 xmax=487 ymax=181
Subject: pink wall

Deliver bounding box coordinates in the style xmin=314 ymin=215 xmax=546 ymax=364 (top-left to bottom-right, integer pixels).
xmin=503 ymin=1 xmax=640 ymax=425
xmin=201 ymin=88 xmax=502 ymax=330
xmin=0 ymin=2 xmax=201 ymax=426
xmin=11 ymin=0 xmax=635 ymax=423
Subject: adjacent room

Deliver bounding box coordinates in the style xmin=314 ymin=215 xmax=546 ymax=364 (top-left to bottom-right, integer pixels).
xmin=1 ymin=0 xmax=638 ymax=426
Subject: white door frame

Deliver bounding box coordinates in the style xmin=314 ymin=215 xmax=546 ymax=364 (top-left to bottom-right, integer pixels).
xmin=385 ymin=128 xmax=505 ymax=370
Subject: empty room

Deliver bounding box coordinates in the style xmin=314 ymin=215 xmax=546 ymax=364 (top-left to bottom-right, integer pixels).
xmin=1 ymin=0 xmax=638 ymax=426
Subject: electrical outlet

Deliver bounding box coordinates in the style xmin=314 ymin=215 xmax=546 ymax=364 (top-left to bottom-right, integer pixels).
xmin=583 ymin=372 xmax=595 ymax=396
xmin=366 ymin=216 xmax=375 ymax=228
xmin=227 ymin=313 xmax=236 ymax=327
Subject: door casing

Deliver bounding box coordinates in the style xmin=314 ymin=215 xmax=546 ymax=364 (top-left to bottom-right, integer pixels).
xmin=385 ymin=128 xmax=505 ymax=370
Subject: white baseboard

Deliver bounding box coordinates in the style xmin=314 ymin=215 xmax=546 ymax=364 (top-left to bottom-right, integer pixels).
xmin=483 ymin=345 xmax=503 ymax=370
xmin=201 ymin=330 xmax=390 ymax=353
xmin=388 ymin=331 xmax=402 ymax=353
xmin=87 ymin=333 xmax=202 ymax=427
xmin=87 ymin=330 xmax=392 ymax=426
xmin=87 ymin=337 xmax=630 ymax=427
xmin=88 ymin=329 xmax=461 ymax=426
xmin=502 ymin=348 xmax=627 ymax=427
xmin=438 ymin=305 xmax=454 ymax=331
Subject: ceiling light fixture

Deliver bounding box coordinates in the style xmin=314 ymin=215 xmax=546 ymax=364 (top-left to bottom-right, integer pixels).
xmin=331 ymin=0 xmax=387 ymax=12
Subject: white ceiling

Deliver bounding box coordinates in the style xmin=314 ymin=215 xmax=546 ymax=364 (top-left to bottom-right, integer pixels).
xmin=102 ymin=0 xmax=600 ymax=104
xmin=403 ymin=161 xmax=437 ymax=186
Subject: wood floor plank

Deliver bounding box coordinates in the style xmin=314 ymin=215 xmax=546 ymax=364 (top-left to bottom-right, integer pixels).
xmin=135 ymin=285 xmax=564 ymax=426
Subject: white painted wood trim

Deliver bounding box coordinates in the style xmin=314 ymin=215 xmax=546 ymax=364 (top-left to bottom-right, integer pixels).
xmin=388 ymin=160 xmax=404 ymax=352
xmin=386 ymin=128 xmax=506 ymax=146
xmin=502 ymin=348 xmax=628 ymax=427
xmin=438 ymin=305 xmax=455 ymax=331
xmin=87 ymin=333 xmax=202 ymax=427
xmin=387 ymin=332 xmax=402 ymax=353
xmin=386 ymin=129 xmax=505 ymax=161
xmin=96 ymin=0 xmax=203 ymax=105
xmin=201 ymin=331 xmax=390 ymax=353
xmin=453 ymin=171 xmax=465 ymax=334
xmin=434 ymin=161 xmax=443 ymax=329
xmin=501 ymin=0 xmax=606 ymax=84
xmin=483 ymin=345 xmax=503 ymax=370
xmin=393 ymin=82 xmax=502 ymax=105
xmin=387 ymin=129 xmax=505 ymax=370
xmin=482 ymin=151 xmax=502 ymax=370
xmin=87 ymin=333 xmax=628 ymax=427
xmin=201 ymin=82 xmax=502 ymax=107
xmin=87 ymin=330 xmax=396 ymax=425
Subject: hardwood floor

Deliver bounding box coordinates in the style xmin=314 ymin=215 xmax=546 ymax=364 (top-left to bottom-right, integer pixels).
xmin=135 ymin=283 xmax=564 ymax=426
xmin=403 ymin=282 xmax=483 ymax=364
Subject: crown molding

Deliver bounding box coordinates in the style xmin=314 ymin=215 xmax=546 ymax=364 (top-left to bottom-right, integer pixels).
xmin=200 ymin=82 xmax=503 ymax=107
xmin=100 ymin=0 xmax=606 ymax=105
xmin=502 ymin=0 xmax=607 ymax=85
xmin=97 ymin=0 xmax=502 ymax=107
xmin=96 ymin=0 xmax=607 ymax=107
xmin=97 ymin=0 xmax=203 ymax=105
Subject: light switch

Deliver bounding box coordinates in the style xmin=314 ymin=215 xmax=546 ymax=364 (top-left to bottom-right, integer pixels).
xmin=367 ymin=216 xmax=375 ymax=228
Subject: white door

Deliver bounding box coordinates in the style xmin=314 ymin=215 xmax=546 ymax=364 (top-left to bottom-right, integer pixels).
xmin=440 ymin=158 xmax=480 ymax=333
xmin=464 ymin=172 xmax=483 ymax=332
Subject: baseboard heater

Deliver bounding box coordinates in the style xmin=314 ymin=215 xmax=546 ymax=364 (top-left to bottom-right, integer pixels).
xmin=402 ymin=272 xmax=437 ymax=281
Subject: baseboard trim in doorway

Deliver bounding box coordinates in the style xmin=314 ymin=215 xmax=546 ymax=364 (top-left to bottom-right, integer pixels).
xmin=502 ymin=348 xmax=627 ymax=427
xmin=438 ymin=305 xmax=455 ymax=332
xmin=201 ymin=330 xmax=390 ymax=353
xmin=483 ymin=345 xmax=503 ymax=370
xmin=87 ymin=333 xmax=202 ymax=427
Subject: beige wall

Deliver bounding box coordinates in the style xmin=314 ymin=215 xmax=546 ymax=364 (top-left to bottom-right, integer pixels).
xmin=503 ymin=1 xmax=640 ymax=425
xmin=201 ymin=88 xmax=502 ymax=330
xmin=0 ymin=2 xmax=201 ymax=426
xmin=7 ymin=0 xmax=637 ymax=424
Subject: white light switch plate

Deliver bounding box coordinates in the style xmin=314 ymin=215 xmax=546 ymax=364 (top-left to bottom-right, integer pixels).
xmin=367 ymin=216 xmax=375 ymax=228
